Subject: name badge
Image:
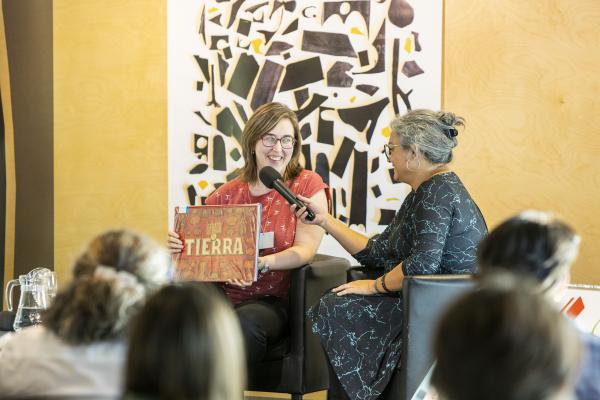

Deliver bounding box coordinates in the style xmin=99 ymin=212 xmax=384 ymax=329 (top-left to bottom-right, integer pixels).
xmin=259 ymin=231 xmax=275 ymax=249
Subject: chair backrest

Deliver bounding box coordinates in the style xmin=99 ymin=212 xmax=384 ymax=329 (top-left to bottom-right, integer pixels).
xmin=400 ymin=275 xmax=475 ymax=400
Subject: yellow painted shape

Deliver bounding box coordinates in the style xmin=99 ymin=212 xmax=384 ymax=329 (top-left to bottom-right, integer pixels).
xmin=208 ymin=7 xmax=218 ymax=13
xmin=404 ymin=37 xmax=411 ymax=53
xmin=351 ymin=27 xmax=364 ymax=35
xmin=382 ymin=127 xmax=391 ymax=138
xmin=251 ymin=38 xmax=263 ymax=54
xmin=350 ymin=96 xmax=356 ymax=103
xmin=386 ymin=198 xmax=400 ymax=202
xmin=199 ymin=180 xmax=209 ymax=190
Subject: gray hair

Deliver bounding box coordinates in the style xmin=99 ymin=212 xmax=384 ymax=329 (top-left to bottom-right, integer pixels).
xmin=390 ymin=109 xmax=464 ymax=164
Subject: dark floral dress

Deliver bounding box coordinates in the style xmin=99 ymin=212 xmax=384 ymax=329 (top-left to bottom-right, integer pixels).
xmin=308 ymin=172 xmax=487 ymax=400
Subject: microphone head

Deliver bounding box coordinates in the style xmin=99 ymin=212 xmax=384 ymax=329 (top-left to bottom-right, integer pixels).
xmin=259 ymin=166 xmax=282 ymax=189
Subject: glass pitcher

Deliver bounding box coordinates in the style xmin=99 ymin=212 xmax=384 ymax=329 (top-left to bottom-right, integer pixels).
xmin=5 ymin=274 xmax=51 ymax=331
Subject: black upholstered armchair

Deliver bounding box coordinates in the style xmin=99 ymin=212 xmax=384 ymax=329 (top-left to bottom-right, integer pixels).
xmin=347 ymin=269 xmax=475 ymax=400
xmin=247 ymin=254 xmax=349 ymax=400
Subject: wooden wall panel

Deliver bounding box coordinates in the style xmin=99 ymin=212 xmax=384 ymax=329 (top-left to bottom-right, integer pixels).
xmin=53 ymin=0 xmax=167 ymax=284
xmin=444 ymin=1 xmax=600 ymax=284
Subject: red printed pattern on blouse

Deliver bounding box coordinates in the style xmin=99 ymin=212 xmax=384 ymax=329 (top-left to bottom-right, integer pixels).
xmin=205 ymin=170 xmax=327 ymax=305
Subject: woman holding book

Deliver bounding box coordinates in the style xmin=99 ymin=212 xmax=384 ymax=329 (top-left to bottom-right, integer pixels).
xmin=168 ymin=102 xmax=328 ymax=366
xmin=294 ymin=109 xmax=487 ymax=400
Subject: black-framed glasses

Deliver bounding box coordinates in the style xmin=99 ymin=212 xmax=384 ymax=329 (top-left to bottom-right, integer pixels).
xmin=383 ymin=143 xmax=403 ymax=162
xmin=261 ymin=134 xmax=296 ymax=149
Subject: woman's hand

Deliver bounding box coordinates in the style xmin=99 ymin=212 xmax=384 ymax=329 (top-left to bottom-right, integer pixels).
xmin=331 ymin=280 xmax=378 ymax=296
xmin=226 ymin=278 xmax=253 ymax=288
xmin=292 ymin=194 xmax=329 ymax=227
xmin=167 ymin=231 xmax=183 ymax=254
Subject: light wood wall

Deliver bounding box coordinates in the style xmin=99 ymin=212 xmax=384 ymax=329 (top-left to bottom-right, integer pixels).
xmin=444 ymin=0 xmax=600 ymax=284
xmin=52 ymin=0 xmax=599 ymax=285
xmin=53 ymin=0 xmax=167 ymax=284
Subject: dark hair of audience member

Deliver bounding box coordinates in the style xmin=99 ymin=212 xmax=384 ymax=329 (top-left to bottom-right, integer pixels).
xmin=432 ymin=274 xmax=583 ymax=400
xmin=43 ymin=229 xmax=169 ymax=344
xmin=477 ymin=210 xmax=580 ymax=297
xmin=125 ymin=283 xmax=245 ymax=400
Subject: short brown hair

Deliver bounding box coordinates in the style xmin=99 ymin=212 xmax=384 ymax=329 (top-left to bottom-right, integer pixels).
xmin=240 ymin=102 xmax=302 ymax=183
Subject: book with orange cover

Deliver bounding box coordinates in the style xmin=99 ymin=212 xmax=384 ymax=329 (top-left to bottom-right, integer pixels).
xmin=172 ymin=204 xmax=261 ymax=282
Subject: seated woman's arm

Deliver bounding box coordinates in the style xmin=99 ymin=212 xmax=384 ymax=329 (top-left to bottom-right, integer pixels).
xmin=261 ymin=189 xmax=328 ymax=270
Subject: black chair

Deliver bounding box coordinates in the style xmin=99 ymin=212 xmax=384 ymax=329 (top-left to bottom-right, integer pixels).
xmin=347 ymin=269 xmax=475 ymax=400
xmin=247 ymin=254 xmax=349 ymax=400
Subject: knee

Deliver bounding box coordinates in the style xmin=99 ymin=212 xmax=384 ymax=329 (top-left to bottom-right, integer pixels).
xmin=238 ymin=314 xmax=267 ymax=348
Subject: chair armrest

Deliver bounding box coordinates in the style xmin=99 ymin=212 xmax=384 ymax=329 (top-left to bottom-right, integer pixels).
xmin=347 ymin=265 xmax=381 ymax=281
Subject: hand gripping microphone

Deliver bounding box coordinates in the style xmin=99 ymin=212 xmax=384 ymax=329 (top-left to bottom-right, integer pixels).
xmin=259 ymin=166 xmax=316 ymax=221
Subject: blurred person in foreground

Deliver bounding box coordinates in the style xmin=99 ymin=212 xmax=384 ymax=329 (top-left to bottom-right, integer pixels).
xmin=124 ymin=283 xmax=244 ymax=400
xmin=476 ymin=210 xmax=599 ymax=400
xmin=0 ymin=230 xmax=170 ymax=398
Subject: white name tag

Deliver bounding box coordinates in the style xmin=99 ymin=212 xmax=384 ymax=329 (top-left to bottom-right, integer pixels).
xmin=258 ymin=231 xmax=275 ymax=249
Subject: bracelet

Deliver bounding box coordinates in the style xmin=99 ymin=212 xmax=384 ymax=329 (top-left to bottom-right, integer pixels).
xmin=372 ymin=279 xmax=382 ymax=294
xmin=381 ymin=273 xmax=391 ymax=293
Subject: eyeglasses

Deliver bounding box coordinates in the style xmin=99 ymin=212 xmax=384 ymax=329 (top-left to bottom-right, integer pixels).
xmin=383 ymin=143 xmax=403 ymax=162
xmin=261 ymin=134 xmax=296 ymax=149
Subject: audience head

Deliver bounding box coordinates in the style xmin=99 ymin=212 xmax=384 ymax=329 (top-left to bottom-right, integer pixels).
xmin=390 ymin=109 xmax=463 ymax=165
xmin=125 ymin=283 xmax=245 ymax=400
xmin=240 ymin=101 xmax=302 ymax=183
xmin=432 ymin=274 xmax=583 ymax=400
xmin=43 ymin=229 xmax=170 ymax=344
xmin=477 ymin=210 xmax=580 ymax=300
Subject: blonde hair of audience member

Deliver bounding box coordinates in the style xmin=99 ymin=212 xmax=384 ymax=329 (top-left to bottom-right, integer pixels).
xmin=432 ymin=274 xmax=583 ymax=400
xmin=240 ymin=101 xmax=302 ymax=183
xmin=476 ymin=210 xmax=580 ymax=301
xmin=125 ymin=283 xmax=245 ymax=400
xmin=43 ymin=229 xmax=170 ymax=344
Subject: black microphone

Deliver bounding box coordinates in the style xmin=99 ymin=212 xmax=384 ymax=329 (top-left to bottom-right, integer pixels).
xmin=259 ymin=167 xmax=316 ymax=221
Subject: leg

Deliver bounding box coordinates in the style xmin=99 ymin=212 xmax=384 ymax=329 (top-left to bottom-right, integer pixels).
xmin=326 ymin=355 xmax=350 ymax=400
xmin=235 ymin=296 xmax=288 ymax=367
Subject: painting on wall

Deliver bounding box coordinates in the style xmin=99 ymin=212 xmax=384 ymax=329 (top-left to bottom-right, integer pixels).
xmin=168 ymin=0 xmax=443 ymax=257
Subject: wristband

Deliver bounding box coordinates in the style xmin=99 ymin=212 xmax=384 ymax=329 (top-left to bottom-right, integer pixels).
xmin=373 ymin=279 xmax=382 ymax=294
xmin=381 ymin=273 xmax=391 ymax=293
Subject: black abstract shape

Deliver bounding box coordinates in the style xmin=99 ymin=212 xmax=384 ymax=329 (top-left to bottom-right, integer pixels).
xmin=207 ymin=65 xmax=219 ymax=107
xmin=341 ymin=188 xmax=347 ymax=207
xmin=237 ymin=19 xmax=251 ymax=36
xmin=226 ymin=168 xmax=242 ymax=181
xmin=271 ymin=0 xmax=296 ymax=17
xmin=194 ymin=134 xmax=209 ymax=155
xmin=251 ymin=60 xmax=284 ymax=110
xmin=295 ymin=93 xmax=328 ymax=121
xmin=212 ymin=135 xmax=227 ymax=171
xmin=302 ymin=31 xmax=356 ymax=57
xmin=412 ymin=31 xmax=422 ymax=51
xmin=216 ymin=108 xmax=243 ymax=143
xmin=323 ymin=1 xmax=370 ymax=28
xmin=237 ymin=37 xmax=250 ymax=50
xmin=300 ymin=123 xmax=312 ymax=140
xmin=371 ymin=185 xmax=381 ymax=198
xmin=349 ymin=150 xmax=368 ymax=226
xmin=266 ymin=41 xmax=293 ymax=55
xmin=280 ymin=57 xmax=323 ymax=92
xmin=331 ymin=188 xmax=337 ymax=218
xmin=196 ymin=81 xmax=204 ymax=91
xmin=230 ymin=148 xmax=242 ymax=161
xmin=302 ymin=143 xmax=312 ymax=170
xmin=218 ymin=54 xmax=229 ymax=86
xmin=245 ymin=1 xmax=268 ymax=13
xmin=194 ymin=55 xmax=210 ymax=83
xmin=354 ymin=21 xmax=385 ymax=75
xmin=222 ymin=46 xmax=232 ymax=60
xmin=187 ymin=185 xmax=197 ymax=205
xmin=226 ymin=0 xmax=245 ymax=28
xmin=401 ymin=61 xmax=424 ymax=77
xmin=326 ymin=62 xmax=353 ymax=87
xmin=282 ymin=18 xmax=298 ymax=35
xmin=198 ymin=5 xmax=206 ymax=45
xmin=388 ymin=0 xmax=414 ymax=28
xmin=209 ymin=14 xmax=222 ymax=25
xmin=392 ymin=38 xmax=413 ymax=114
xmin=294 ymin=88 xmax=310 ymax=108
xmin=378 ymin=209 xmax=396 ymax=225
xmin=194 ymin=111 xmax=211 ymax=126
xmin=315 ymin=153 xmax=330 ymax=185
xmin=356 ymin=84 xmax=378 ymax=96
xmin=259 ymin=29 xmax=276 ymax=44
xmin=227 ymin=53 xmax=259 ymax=99
xmin=234 ymin=102 xmax=248 ymax=123
xmin=210 ymin=35 xmax=229 ymax=50
xmin=283 ymin=52 xmax=291 ymax=60
xmin=358 ymin=50 xmax=369 ymax=66
xmin=371 ymin=157 xmax=379 ymax=173
xmin=338 ymin=97 xmax=389 ymax=143
xmin=190 ymin=164 xmax=208 ymax=174
xmin=317 ymin=108 xmax=335 ymax=145
xmin=331 ymin=137 xmax=355 ymax=178
xmin=388 ymin=168 xmax=395 ymax=182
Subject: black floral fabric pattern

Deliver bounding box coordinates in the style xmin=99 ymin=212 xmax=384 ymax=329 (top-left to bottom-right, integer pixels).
xmin=308 ymin=172 xmax=487 ymax=400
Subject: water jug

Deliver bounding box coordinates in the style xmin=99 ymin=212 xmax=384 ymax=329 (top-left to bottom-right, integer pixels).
xmin=5 ymin=269 xmax=54 ymax=331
